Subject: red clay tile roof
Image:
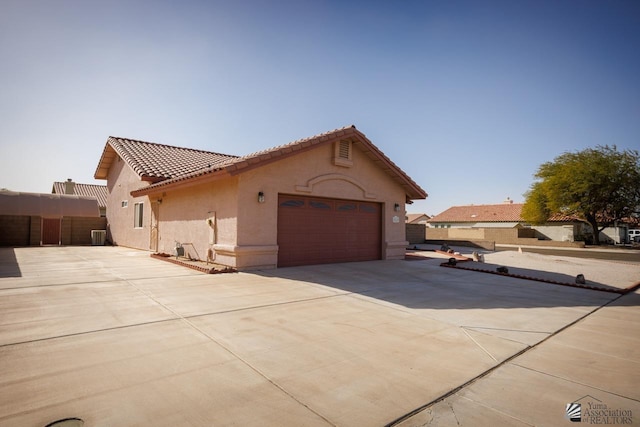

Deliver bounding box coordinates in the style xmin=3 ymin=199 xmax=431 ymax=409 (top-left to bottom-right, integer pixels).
xmin=94 ymin=137 xmax=238 ymax=181
xmin=122 ymin=125 xmax=427 ymax=200
xmin=429 ymin=203 xmax=525 ymax=223
xmin=429 ymin=203 xmax=585 ymax=223
xmin=52 ymin=182 xmax=108 ymax=208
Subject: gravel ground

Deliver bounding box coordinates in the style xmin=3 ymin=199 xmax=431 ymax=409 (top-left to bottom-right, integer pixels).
xmin=481 ymin=250 xmax=640 ymax=290
xmin=410 ymin=245 xmax=640 ymax=291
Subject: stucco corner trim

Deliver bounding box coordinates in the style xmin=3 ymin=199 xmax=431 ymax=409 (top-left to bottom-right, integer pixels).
xmin=385 ymin=240 xmax=409 ymax=261
xmin=294 ymin=173 xmax=377 ymax=199
xmin=213 ymin=244 xmax=279 ymax=255
xmin=386 ymin=240 xmax=409 ymax=249
xmin=213 ymin=244 xmax=279 ymax=270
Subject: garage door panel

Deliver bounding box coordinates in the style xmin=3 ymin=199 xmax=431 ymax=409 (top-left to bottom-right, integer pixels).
xmin=277 ymin=195 xmax=381 ymax=267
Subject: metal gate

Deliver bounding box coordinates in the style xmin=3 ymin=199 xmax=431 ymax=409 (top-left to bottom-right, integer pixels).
xmin=42 ymin=218 xmax=61 ymax=245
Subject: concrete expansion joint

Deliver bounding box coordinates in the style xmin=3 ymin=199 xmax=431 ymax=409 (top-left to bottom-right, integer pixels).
xmin=456 ymin=395 xmax=537 ymax=427
xmin=385 ymin=345 xmax=532 ymax=427
xmin=448 ymin=401 xmax=461 ymax=426
xmin=460 ymin=327 xmax=498 ymax=362
xmin=183 ymin=293 xmax=348 ymax=318
xmin=115 ymin=273 xmax=337 ymax=427
xmin=511 ymin=362 xmax=640 ymax=404
xmin=0 ymin=318 xmax=176 ymax=349
xmin=385 ymin=293 xmax=623 ymax=427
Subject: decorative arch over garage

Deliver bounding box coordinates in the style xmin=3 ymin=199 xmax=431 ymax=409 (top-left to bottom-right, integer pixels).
xmin=294 ymin=173 xmax=377 ymax=200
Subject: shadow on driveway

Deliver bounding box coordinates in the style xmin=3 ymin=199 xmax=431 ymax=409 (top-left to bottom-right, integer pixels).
xmin=0 ymin=248 xmax=22 ymax=278
xmin=254 ymin=259 xmax=633 ymax=311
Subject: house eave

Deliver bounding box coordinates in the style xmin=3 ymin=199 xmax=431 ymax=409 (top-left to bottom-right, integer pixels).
xmin=130 ymin=169 xmax=230 ymax=197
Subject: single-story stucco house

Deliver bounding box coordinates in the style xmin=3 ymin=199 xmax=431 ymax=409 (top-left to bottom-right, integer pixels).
xmin=428 ymin=199 xmax=589 ymax=242
xmin=427 ymin=199 xmax=630 ymax=244
xmin=94 ymin=125 xmax=427 ymax=269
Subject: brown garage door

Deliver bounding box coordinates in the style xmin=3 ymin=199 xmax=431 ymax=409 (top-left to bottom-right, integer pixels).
xmin=277 ymin=195 xmax=381 ymax=267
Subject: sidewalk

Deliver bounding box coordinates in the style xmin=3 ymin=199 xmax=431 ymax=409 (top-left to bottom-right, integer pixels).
xmin=397 ymin=289 xmax=640 ymax=426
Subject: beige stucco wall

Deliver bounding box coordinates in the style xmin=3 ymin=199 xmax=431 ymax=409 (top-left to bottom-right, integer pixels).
xmin=105 ymin=157 xmax=150 ymax=249
xmin=149 ymin=178 xmax=240 ymax=266
xmin=234 ymin=141 xmax=409 ymax=268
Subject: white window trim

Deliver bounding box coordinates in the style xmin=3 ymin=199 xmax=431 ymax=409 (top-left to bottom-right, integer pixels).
xmin=134 ymin=202 xmax=144 ymax=228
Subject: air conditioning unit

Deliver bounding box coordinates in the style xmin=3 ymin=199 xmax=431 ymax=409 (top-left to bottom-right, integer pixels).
xmin=91 ymin=230 xmax=106 ymax=246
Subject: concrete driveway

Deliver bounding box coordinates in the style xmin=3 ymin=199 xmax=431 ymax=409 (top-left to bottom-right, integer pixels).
xmin=0 ymin=246 xmax=637 ymax=426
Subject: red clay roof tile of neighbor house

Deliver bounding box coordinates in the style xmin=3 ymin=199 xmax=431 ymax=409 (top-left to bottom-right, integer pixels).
xmin=52 ymin=182 xmax=108 ymax=208
xmin=429 ymin=203 xmax=585 ymax=223
xmin=429 ymin=203 xmax=525 ymax=223
xmin=406 ymin=213 xmax=430 ymax=223
xmin=94 ymin=137 xmax=238 ymax=182
xmin=120 ymin=125 xmax=427 ymax=200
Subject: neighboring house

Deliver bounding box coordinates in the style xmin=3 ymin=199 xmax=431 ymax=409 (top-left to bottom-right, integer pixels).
xmin=427 ymin=199 xmax=590 ymax=244
xmin=429 ymin=199 xmax=523 ymax=228
xmin=52 ymin=179 xmax=108 ymax=217
xmin=94 ymin=125 xmax=427 ymax=269
xmin=406 ymin=213 xmax=430 ymax=224
xmin=429 ymin=201 xmax=637 ymax=245
xmin=0 ymin=190 xmax=105 ymax=246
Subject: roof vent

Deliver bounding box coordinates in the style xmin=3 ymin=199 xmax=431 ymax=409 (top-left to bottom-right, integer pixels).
xmin=503 ymin=197 xmax=513 ymax=204
xmin=333 ymin=140 xmax=353 ymax=167
xmin=339 ymin=140 xmax=350 ymax=159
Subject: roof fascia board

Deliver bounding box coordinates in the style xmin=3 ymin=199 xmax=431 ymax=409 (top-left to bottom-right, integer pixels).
xmin=351 ymin=131 xmax=427 ymax=200
xmin=95 ymin=138 xmax=146 ymax=181
xmin=94 ymin=143 xmax=117 ymax=180
xmin=104 ymin=126 xmax=427 ymax=201
xmin=130 ymin=168 xmax=230 ymax=197
xmin=224 ymin=132 xmax=352 ymax=177
xmin=224 ymin=127 xmax=427 ymax=200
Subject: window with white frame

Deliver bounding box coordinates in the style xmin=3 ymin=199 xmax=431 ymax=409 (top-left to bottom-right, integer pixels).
xmin=134 ymin=202 xmax=144 ymax=228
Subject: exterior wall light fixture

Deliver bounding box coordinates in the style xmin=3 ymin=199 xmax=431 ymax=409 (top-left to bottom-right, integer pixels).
xmin=258 ymin=191 xmax=265 ymax=203
xmin=394 ymin=203 xmax=400 ymax=212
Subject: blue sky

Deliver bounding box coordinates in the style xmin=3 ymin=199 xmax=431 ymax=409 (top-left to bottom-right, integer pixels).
xmin=1 ymin=0 xmax=638 ymax=216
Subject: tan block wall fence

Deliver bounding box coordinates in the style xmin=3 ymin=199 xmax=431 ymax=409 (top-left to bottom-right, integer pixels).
xmin=423 ymin=227 xmax=585 ymax=248
xmin=0 ymin=215 xmax=107 ymax=246
xmin=406 ymin=224 xmax=426 ymax=245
